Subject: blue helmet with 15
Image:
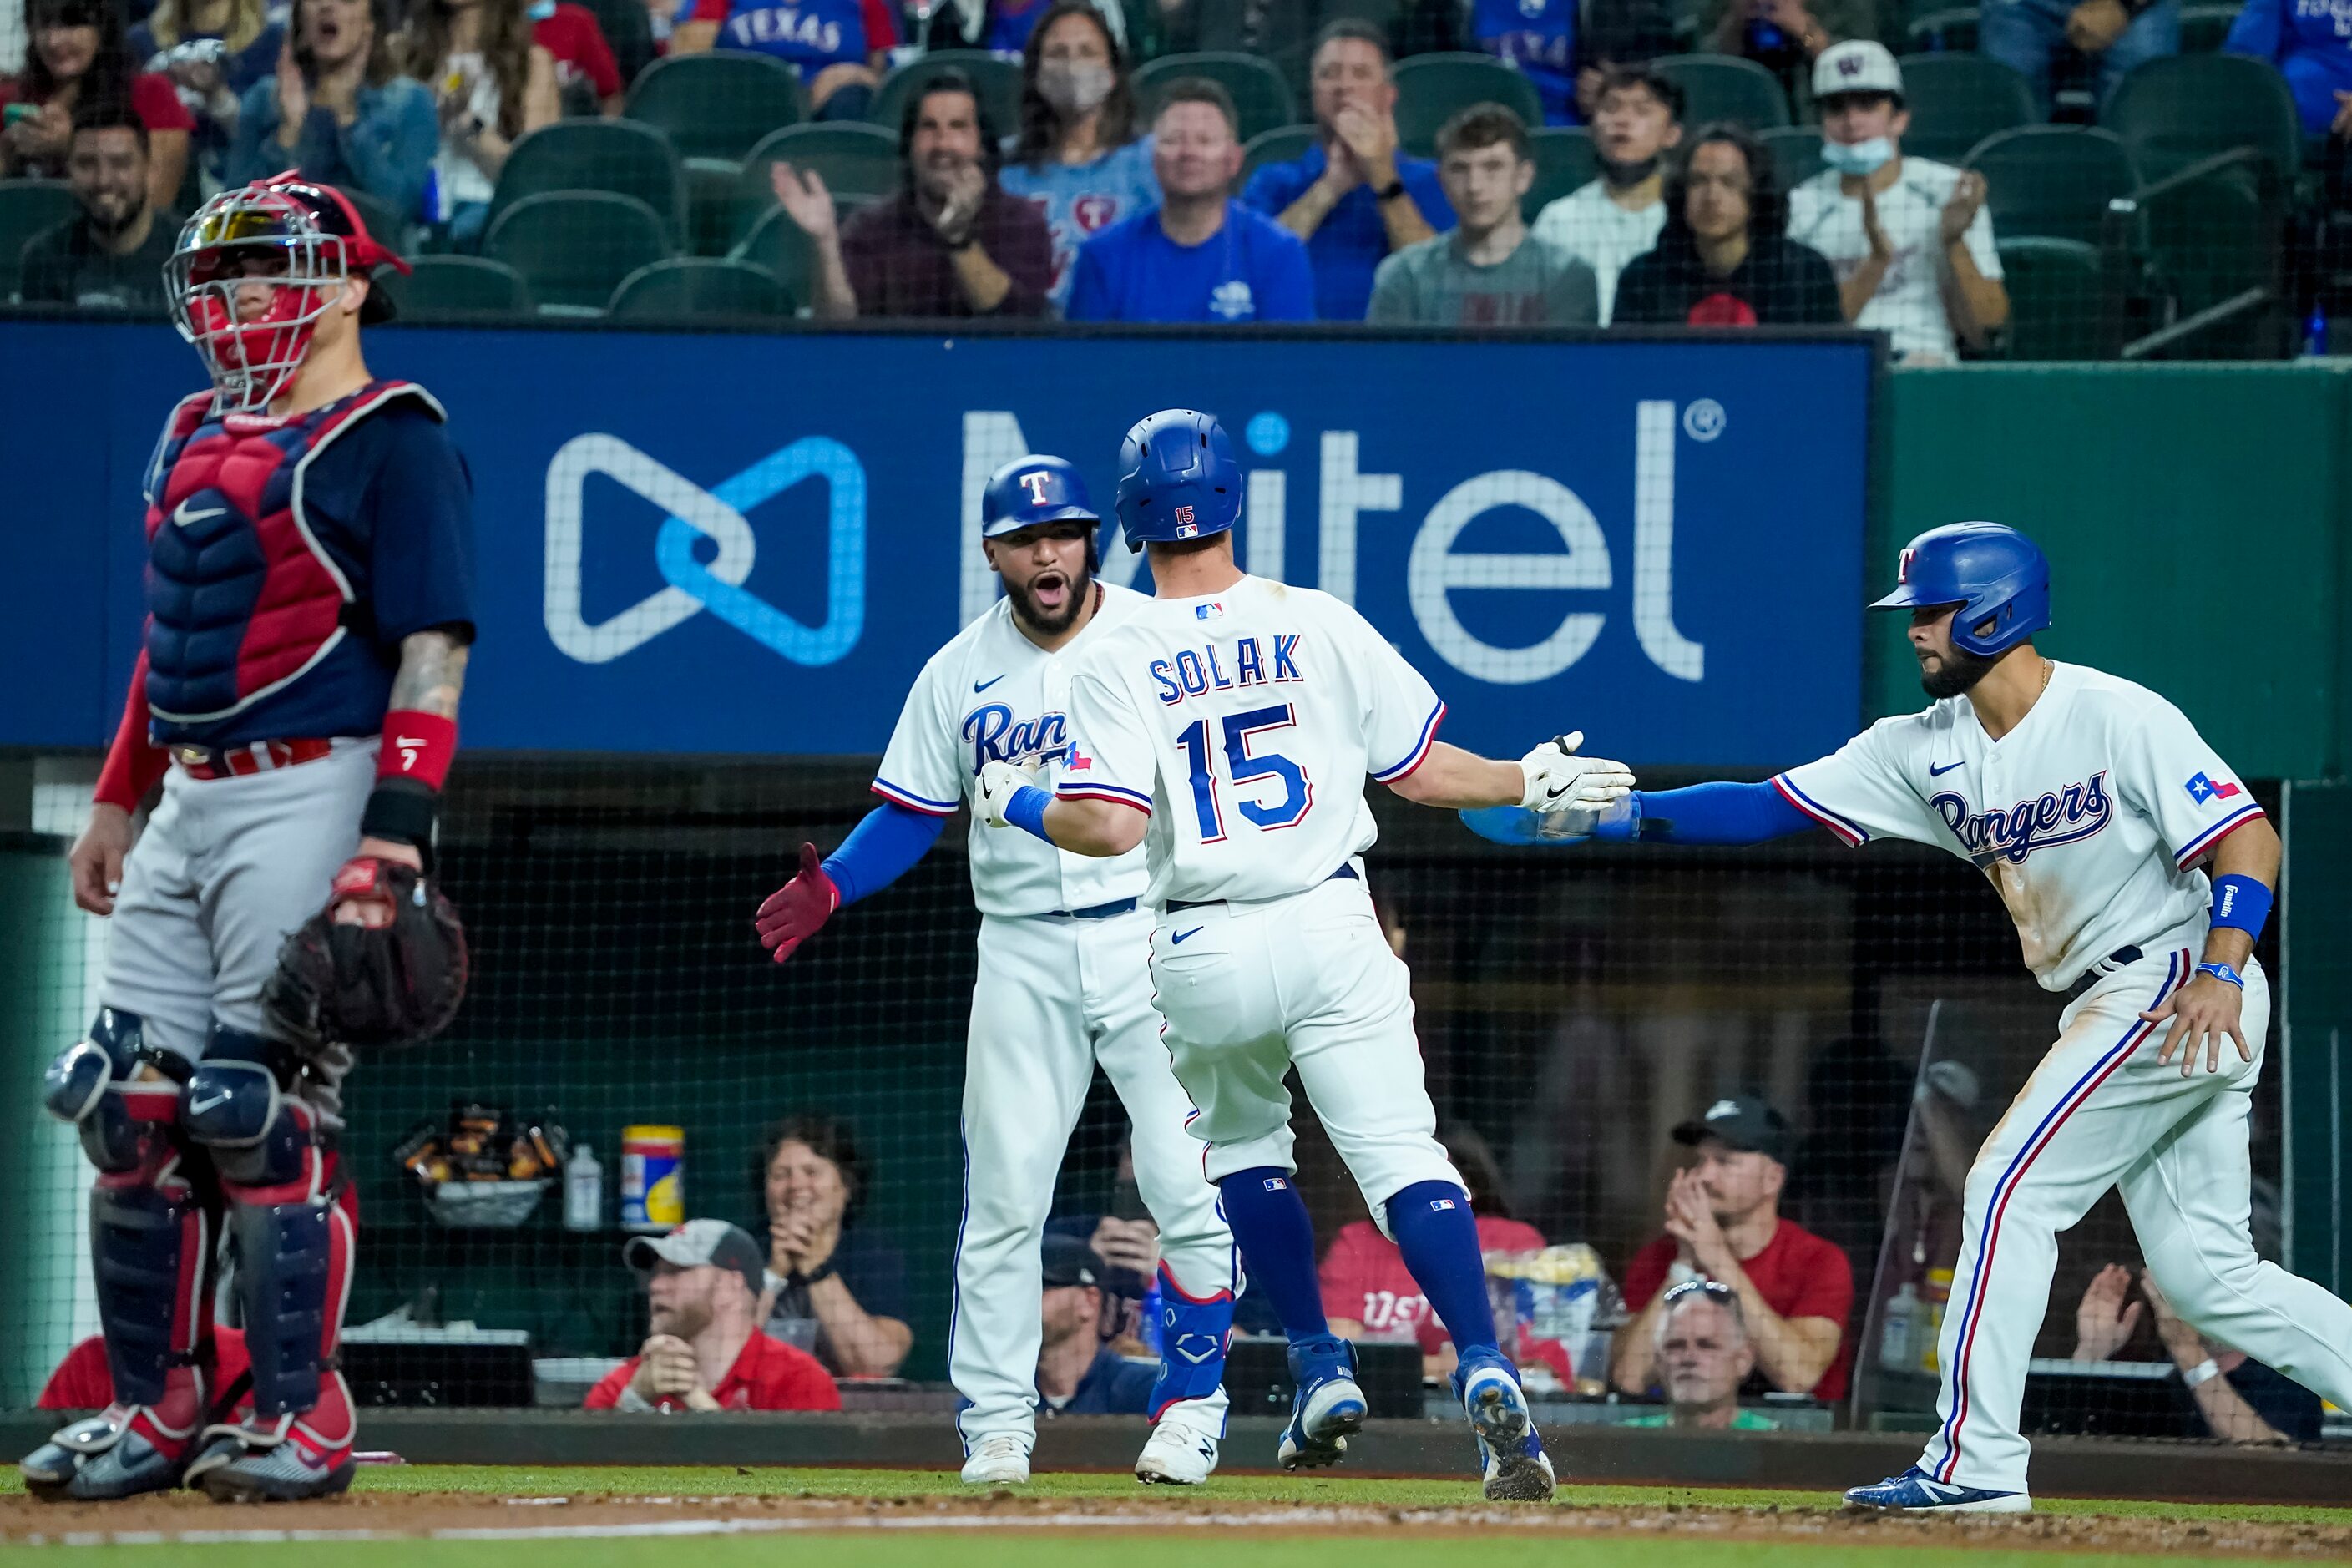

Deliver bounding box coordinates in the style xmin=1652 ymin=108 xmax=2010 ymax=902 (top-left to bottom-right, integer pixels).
xmin=1115 ymin=409 xmax=1241 ymax=554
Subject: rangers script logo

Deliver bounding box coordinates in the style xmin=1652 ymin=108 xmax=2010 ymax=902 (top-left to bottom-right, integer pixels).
xmin=1932 ymin=771 xmax=2114 ymax=867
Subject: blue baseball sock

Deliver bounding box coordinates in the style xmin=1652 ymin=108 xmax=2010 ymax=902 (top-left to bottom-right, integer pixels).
xmin=1216 ymin=1168 xmax=1331 ymax=1342
xmin=1386 ymin=1180 xmax=1501 ymax=1360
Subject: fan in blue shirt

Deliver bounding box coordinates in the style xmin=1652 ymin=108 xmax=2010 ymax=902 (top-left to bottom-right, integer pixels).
xmin=1239 ymin=23 xmax=1454 ymax=320
xmin=2224 ymin=0 xmax=2352 ymax=137
xmin=1474 ymin=0 xmax=1578 ymax=124
xmin=1065 ymin=88 xmax=1313 ymax=322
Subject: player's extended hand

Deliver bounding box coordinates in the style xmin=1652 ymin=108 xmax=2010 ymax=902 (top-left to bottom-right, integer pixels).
xmin=1518 ymin=731 xmax=1636 ymax=813
xmin=2071 ymin=1262 xmax=2142 ymax=1361
xmin=68 ymin=802 xmax=134 ymax=917
xmin=976 ymin=759 xmax=1036 ymax=829
xmin=755 ymin=842 xmax=838 ymax=964
xmin=2142 ymin=970 xmax=2253 ymax=1077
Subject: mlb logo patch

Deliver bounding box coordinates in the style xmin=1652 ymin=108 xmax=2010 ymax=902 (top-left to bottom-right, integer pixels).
xmin=1262 ymin=1176 xmax=1287 ymax=1191
xmin=1194 ymin=601 xmax=1224 ymax=620
xmin=1429 ymin=1197 xmax=1457 ymax=1211
xmin=2184 ymin=771 xmax=2242 ymax=805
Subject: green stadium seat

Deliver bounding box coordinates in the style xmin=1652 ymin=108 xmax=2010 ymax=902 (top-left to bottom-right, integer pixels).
xmin=1651 ymin=56 xmax=1790 ymax=130
xmin=1136 ymin=52 xmax=1300 ymax=144
xmin=2102 ymin=53 xmax=2300 ymax=181
xmin=0 ymin=180 xmax=78 ymax=301
xmin=625 ymin=51 xmax=807 ymax=162
xmin=1760 ymin=125 xmax=1826 ymax=189
xmin=1905 ymin=5 xmax=1980 ymax=52
xmin=729 ymin=196 xmax=873 ymax=304
xmin=1241 ymin=125 xmax=1318 ymax=185
xmin=609 ymin=256 xmax=793 ymax=319
xmin=1896 ymin=53 xmax=2036 ymax=164
xmin=2120 ymin=146 xmax=2288 ymax=356
xmin=487 ymin=120 xmax=685 ymax=245
xmin=575 ymin=0 xmax=655 ymax=92
xmin=1525 ymin=128 xmax=1597 ymax=220
xmin=868 ymin=52 xmax=1024 ymax=135
xmin=1965 ymin=125 xmax=2137 ymax=246
xmin=1392 ymin=53 xmax=1544 ymax=156
xmin=1995 ymin=236 xmax=2116 ymax=358
xmin=377 ymin=255 xmax=534 ymax=321
xmin=2180 ymin=2 xmax=2242 ymax=51
xmin=340 ymin=186 xmax=412 ymax=257
xmin=735 ymin=122 xmax=900 ymax=245
xmin=484 ymin=190 xmax=675 ymax=314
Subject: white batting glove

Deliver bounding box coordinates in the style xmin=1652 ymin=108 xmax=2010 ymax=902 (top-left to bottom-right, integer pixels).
xmin=976 ymin=759 xmax=1037 ymax=829
xmin=1519 ymin=731 xmax=1636 ymax=813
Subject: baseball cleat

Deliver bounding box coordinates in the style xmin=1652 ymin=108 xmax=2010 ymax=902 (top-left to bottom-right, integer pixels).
xmin=1135 ymin=1415 xmax=1220 ymax=1485
xmin=1455 ymin=1355 xmax=1556 ymax=1503
xmin=20 ymin=1412 xmax=186 ymax=1502
xmin=959 ymin=1433 xmax=1032 ymax=1485
xmin=1277 ymin=1335 xmax=1367 ymax=1472
xmin=1844 ymin=1467 xmax=2031 ymax=1514
xmin=186 ymin=1419 xmax=356 ymax=1504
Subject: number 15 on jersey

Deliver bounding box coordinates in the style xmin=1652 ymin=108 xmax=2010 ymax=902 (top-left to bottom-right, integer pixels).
xmin=1176 ymin=705 xmax=1314 ymax=843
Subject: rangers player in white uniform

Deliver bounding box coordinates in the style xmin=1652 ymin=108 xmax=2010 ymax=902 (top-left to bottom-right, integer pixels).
xmin=753 ymin=455 xmax=1236 ymax=1487
xmin=1468 ymin=521 xmax=2352 ymax=1511
xmin=974 ymin=410 xmax=1635 ymax=1502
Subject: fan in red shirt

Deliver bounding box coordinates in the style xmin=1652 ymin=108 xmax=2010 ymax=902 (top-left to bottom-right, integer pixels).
xmin=1611 ymin=1095 xmax=1854 ymax=1403
xmin=530 ymin=2 xmax=620 ymax=112
xmin=584 ymin=1219 xmax=841 ymax=1413
xmin=38 ymin=1329 xmax=250 ymax=1412
xmin=1319 ymin=1128 xmax=1546 ymax=1380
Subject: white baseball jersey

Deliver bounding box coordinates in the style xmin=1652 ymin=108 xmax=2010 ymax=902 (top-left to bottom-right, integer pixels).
xmin=874 ymin=583 xmax=1151 ymax=917
xmin=1530 ymin=180 xmax=1664 ymax=326
xmin=1787 ymin=158 xmax=2002 ymax=362
xmin=1059 ymin=575 xmax=1446 ymax=908
xmin=1773 ymin=661 xmax=2264 ymax=990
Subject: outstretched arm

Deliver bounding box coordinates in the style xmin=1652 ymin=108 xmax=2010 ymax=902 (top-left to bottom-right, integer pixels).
xmin=754 ymin=801 xmax=950 ymax=964
xmin=1464 ymin=781 xmax=1819 ymax=847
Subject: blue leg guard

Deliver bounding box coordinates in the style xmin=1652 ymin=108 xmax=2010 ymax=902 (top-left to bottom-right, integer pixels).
xmin=1147 ymin=1264 xmax=1236 ymax=1420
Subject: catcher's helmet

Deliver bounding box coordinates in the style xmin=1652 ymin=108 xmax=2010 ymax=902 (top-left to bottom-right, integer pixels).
xmin=166 ymin=173 xmax=409 ymax=414
xmin=981 ymin=454 xmax=1099 ymax=539
xmin=1870 ymin=522 xmax=2050 ymax=657
xmin=1115 ymin=409 xmax=1241 ymax=554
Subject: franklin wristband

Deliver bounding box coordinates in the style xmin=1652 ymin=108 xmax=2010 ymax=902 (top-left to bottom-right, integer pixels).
xmin=1006 ymin=785 xmax=1054 ymax=842
xmin=2209 ymin=873 xmax=2271 ymax=942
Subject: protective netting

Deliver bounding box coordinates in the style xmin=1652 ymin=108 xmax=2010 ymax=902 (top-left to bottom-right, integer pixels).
xmin=0 ymin=0 xmax=2328 ymax=358
xmin=2 ymin=762 xmax=2299 ymax=1444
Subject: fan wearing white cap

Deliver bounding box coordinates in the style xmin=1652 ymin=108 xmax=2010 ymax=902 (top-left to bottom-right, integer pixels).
xmin=584 ymin=1221 xmax=844 ymax=1414
xmin=1785 ymin=40 xmax=2010 ymax=364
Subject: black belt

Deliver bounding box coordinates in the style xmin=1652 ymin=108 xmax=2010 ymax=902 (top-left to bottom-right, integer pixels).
xmin=1037 ymin=897 xmax=1138 ymax=920
xmin=2066 ymin=944 xmax=2145 ymax=999
xmin=1168 ymin=863 xmax=1357 ymax=913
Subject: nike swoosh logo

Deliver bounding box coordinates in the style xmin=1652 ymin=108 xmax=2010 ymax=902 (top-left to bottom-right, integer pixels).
xmin=974 ymin=675 xmax=1007 ymax=693
xmin=1544 ymin=781 xmax=1578 ymax=802
xmin=172 ymin=499 xmax=226 ymax=527
xmin=189 ymin=1091 xmax=232 ymax=1115
xmin=395 ymin=736 xmax=424 ymax=771
xmin=1171 ymin=926 xmax=1204 ymax=945
xmin=1929 ymin=761 xmax=1965 ymax=777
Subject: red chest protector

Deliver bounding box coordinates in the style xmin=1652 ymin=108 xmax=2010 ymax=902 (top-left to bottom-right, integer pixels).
xmin=141 ymin=381 xmax=442 ymax=724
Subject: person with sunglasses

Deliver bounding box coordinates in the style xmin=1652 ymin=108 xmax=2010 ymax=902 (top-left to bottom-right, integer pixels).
xmin=1622 ymin=1280 xmax=1782 ymax=1432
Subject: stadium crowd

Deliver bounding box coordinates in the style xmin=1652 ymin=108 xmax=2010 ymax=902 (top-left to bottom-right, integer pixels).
xmin=0 ymin=0 xmax=2334 ymax=355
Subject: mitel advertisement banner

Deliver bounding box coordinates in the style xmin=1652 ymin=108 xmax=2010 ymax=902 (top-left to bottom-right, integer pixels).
xmin=0 ymin=321 xmax=1872 ymax=767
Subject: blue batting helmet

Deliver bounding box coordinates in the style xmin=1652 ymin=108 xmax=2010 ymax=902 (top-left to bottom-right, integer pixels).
xmin=1115 ymin=409 xmax=1242 ymax=554
xmin=1870 ymin=522 xmax=2051 ymax=657
xmin=981 ymin=454 xmax=1099 ymax=539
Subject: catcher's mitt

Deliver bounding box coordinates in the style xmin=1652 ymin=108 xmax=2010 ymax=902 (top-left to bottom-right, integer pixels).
xmin=262 ymin=857 xmax=468 ymax=1052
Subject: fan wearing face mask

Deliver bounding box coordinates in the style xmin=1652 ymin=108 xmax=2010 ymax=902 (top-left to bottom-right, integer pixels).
xmin=1784 ymin=40 xmax=2008 ymax=365
xmin=997 ymin=1 xmax=1156 ymax=309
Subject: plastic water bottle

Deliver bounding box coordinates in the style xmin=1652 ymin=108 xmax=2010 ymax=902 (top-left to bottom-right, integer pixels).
xmin=2305 ymin=302 xmax=2330 ymax=357
xmin=564 ymin=1142 xmax=603 ymax=1232
xmin=1879 ymin=1282 xmax=1919 ymax=1373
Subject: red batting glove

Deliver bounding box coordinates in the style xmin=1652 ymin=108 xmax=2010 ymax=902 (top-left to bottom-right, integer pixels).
xmin=755 ymin=842 xmax=839 ymax=964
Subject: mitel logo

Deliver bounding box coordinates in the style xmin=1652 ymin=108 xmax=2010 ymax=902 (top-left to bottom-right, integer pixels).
xmin=544 ymin=433 xmax=867 ymax=665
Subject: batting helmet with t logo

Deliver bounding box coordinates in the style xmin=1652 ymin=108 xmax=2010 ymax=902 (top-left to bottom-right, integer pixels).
xmin=981 ymin=454 xmax=1100 ymax=539
xmin=1869 ymin=521 xmax=2051 ymax=656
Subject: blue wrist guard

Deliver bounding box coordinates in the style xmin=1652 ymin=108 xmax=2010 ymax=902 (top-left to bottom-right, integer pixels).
xmin=2197 ymin=961 xmax=2245 ymax=989
xmin=1006 ymin=785 xmax=1053 ymax=842
xmin=2209 ymin=873 xmax=2271 ymax=942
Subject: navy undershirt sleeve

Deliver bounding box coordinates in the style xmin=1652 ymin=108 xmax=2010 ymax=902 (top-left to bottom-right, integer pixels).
xmin=822 ymin=802 xmax=949 ymax=905
xmin=364 ymin=409 xmax=478 ymax=644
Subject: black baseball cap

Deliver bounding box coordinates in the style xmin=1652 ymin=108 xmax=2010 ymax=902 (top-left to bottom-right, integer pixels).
xmin=1672 ymin=1095 xmax=1793 ymax=1166
xmin=624 ymin=1219 xmax=766 ymax=1300
xmin=1040 ymin=1235 xmax=1106 ymax=1289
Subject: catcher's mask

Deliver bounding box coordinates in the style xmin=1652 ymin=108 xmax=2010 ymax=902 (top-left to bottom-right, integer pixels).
xmin=166 ymin=174 xmax=408 ymax=416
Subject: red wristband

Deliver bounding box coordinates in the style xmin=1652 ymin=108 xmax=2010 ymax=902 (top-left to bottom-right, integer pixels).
xmin=378 ymin=710 xmax=458 ymax=791
xmin=94 ymin=654 xmax=166 ymax=813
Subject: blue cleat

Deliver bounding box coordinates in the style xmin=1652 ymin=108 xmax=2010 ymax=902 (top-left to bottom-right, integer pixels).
xmin=1844 ymin=1467 xmax=2031 ymax=1514
xmin=1453 ymin=1353 xmax=1556 ymax=1502
xmin=1277 ymin=1336 xmax=1367 ymax=1472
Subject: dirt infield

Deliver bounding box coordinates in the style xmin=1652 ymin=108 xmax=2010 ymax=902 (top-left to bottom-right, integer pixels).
xmin=11 ymin=1489 xmax=2352 ymax=1557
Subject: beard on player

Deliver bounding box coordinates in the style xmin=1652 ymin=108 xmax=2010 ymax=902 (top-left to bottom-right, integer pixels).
xmin=1918 ymin=625 xmax=2001 ymax=699
xmin=1003 ymin=543 xmax=1097 ymax=639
